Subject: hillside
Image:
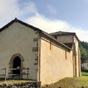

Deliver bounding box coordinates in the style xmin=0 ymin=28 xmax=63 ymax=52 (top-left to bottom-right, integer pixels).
xmin=43 ymin=76 xmax=88 ymax=88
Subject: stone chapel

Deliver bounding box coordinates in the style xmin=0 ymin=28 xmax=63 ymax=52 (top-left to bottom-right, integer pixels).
xmin=0 ymin=18 xmax=81 ymax=86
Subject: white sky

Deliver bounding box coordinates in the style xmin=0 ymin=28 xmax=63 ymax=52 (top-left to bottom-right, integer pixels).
xmin=0 ymin=0 xmax=88 ymax=42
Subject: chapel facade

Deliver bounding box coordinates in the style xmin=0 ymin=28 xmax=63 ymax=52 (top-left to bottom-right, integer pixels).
xmin=0 ymin=18 xmax=81 ymax=86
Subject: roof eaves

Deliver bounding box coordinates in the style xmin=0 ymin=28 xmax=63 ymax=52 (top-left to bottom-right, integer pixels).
xmin=0 ymin=19 xmax=16 ymax=32
xmin=41 ymin=32 xmax=71 ymax=51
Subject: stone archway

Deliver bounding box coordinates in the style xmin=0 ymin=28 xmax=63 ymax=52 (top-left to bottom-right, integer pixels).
xmin=9 ymin=54 xmax=24 ymax=79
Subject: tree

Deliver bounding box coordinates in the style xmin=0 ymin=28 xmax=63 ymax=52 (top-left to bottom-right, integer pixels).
xmin=79 ymin=42 xmax=88 ymax=63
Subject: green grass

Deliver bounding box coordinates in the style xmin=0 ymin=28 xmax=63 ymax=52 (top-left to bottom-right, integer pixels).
xmin=82 ymin=71 xmax=88 ymax=76
xmin=43 ymin=72 xmax=88 ymax=88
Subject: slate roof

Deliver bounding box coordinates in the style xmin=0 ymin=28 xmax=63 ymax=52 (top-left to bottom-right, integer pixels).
xmin=50 ymin=31 xmax=79 ymax=41
xmin=50 ymin=31 xmax=75 ymax=35
xmin=0 ymin=18 xmax=71 ymax=51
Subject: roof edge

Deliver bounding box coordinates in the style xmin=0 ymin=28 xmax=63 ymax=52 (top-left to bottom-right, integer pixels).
xmin=0 ymin=18 xmax=71 ymax=51
xmin=50 ymin=31 xmax=80 ymax=42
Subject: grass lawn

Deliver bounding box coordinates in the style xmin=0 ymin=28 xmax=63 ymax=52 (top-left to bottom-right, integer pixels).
xmin=0 ymin=72 xmax=88 ymax=88
xmin=44 ymin=72 xmax=88 ymax=88
xmin=82 ymin=71 xmax=88 ymax=76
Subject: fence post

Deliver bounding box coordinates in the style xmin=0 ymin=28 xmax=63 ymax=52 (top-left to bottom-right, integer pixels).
xmin=5 ymin=68 xmax=6 ymax=81
xmin=1 ymin=67 xmax=7 ymax=81
xmin=27 ymin=68 xmax=29 ymax=79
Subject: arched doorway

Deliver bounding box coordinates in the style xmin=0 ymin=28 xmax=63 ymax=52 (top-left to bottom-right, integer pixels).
xmin=12 ymin=56 xmax=21 ymax=75
xmin=9 ymin=54 xmax=24 ymax=79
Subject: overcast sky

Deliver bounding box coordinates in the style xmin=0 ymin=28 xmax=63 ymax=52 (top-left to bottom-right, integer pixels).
xmin=0 ymin=0 xmax=88 ymax=41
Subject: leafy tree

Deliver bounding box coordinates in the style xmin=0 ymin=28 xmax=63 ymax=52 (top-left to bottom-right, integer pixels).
xmin=79 ymin=42 xmax=88 ymax=63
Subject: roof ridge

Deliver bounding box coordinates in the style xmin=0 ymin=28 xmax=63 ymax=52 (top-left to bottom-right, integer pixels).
xmin=50 ymin=31 xmax=76 ymax=35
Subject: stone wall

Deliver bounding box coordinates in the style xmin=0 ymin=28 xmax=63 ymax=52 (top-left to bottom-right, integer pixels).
xmin=40 ymin=37 xmax=73 ymax=85
xmin=0 ymin=22 xmax=39 ymax=81
xmin=0 ymin=82 xmax=40 ymax=88
xmin=73 ymin=36 xmax=80 ymax=77
xmin=56 ymin=35 xmax=74 ymax=43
